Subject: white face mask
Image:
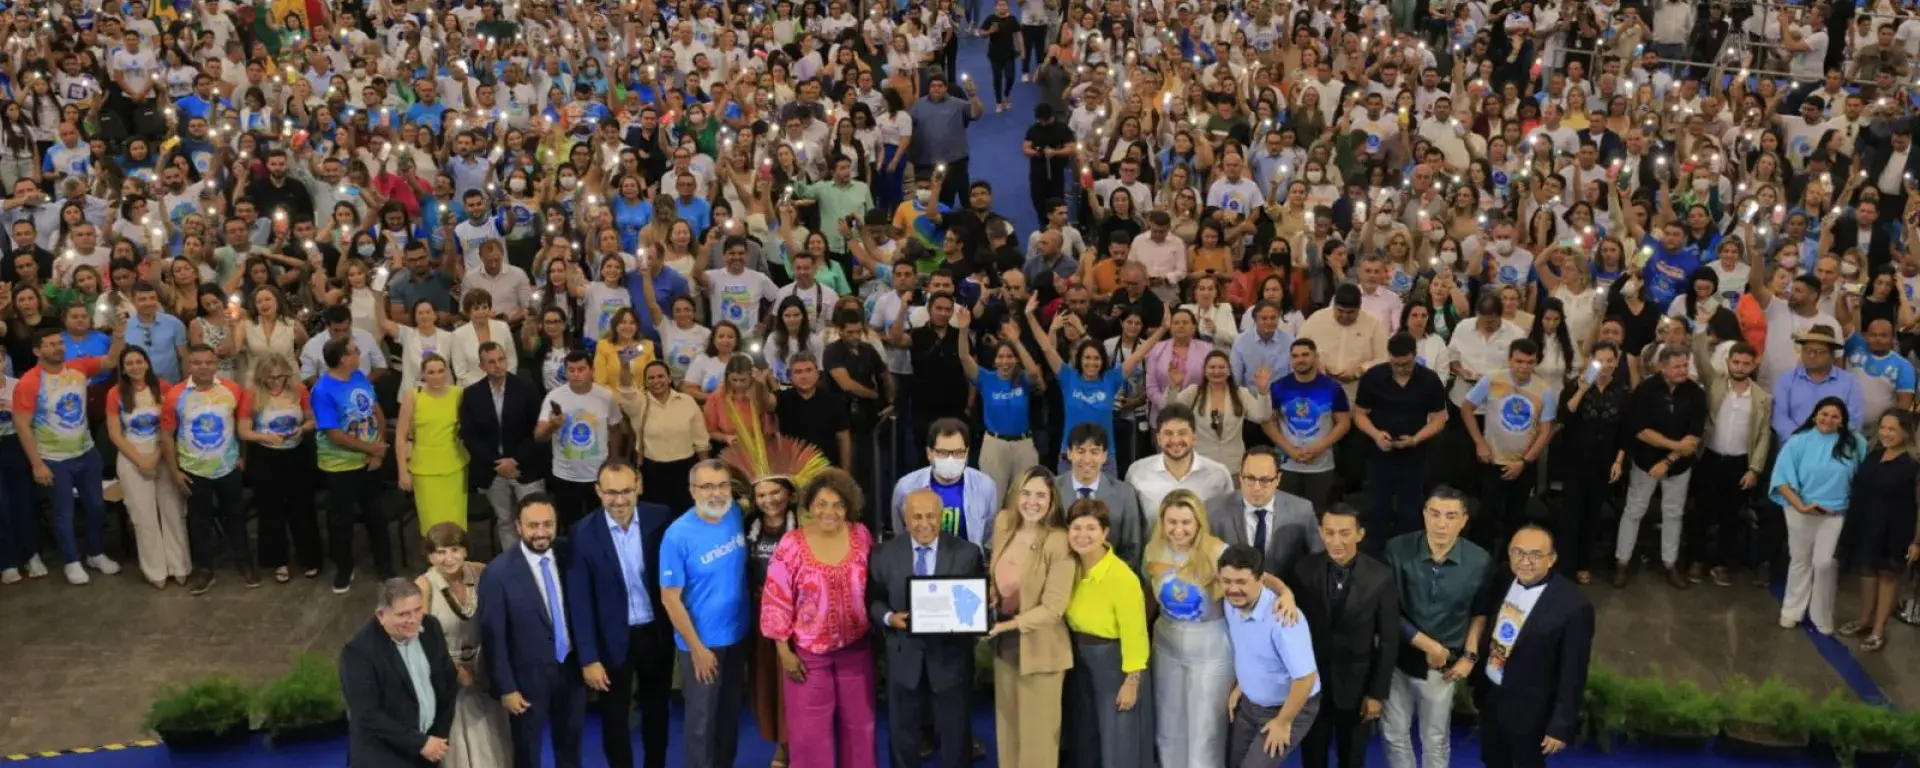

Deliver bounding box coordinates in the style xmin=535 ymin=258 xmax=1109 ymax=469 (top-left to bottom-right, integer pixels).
xmin=1621 ymin=280 xmax=1641 ymax=298
xmin=1439 ymin=248 xmax=1457 ymax=260
xmin=1691 ymin=178 xmax=1711 ymax=193
xmin=559 ymin=175 xmax=577 ymax=190
xmin=1842 ymin=261 xmax=1860 ymax=276
xmin=914 ymin=189 xmax=931 ymax=205
xmin=1491 ymin=238 xmax=1514 ymax=255
xmin=1373 ymin=212 xmax=1394 ymax=228
xmin=931 ymin=455 xmax=966 ymax=480
xmin=1306 ymin=170 xmax=1324 ymax=183
xmin=508 ymin=178 xmax=527 ymax=194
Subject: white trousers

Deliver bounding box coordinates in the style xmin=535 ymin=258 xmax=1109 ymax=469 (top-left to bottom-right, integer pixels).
xmin=1152 ymin=618 xmax=1235 ymax=768
xmin=1615 ymin=466 xmax=1692 ymax=565
xmin=1381 ymin=668 xmax=1454 ymax=768
xmin=1781 ymin=509 xmax=1846 ymax=632
xmin=117 ymin=453 xmax=190 ymax=583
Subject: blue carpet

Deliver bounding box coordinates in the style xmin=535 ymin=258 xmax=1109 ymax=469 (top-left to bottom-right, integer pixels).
xmin=954 ymin=38 xmax=1042 ymax=240
xmin=16 ymin=701 xmax=1844 ymax=766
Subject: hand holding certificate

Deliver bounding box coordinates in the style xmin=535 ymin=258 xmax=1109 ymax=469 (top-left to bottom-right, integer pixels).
xmin=908 ymin=577 xmax=991 ymax=635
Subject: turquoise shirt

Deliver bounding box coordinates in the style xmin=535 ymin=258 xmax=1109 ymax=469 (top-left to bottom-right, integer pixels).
xmin=1769 ymin=429 xmax=1870 ymax=513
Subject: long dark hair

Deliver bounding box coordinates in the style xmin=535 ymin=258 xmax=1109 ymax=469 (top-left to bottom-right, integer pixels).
xmin=115 ymin=346 xmax=158 ymax=414
xmin=1793 ymin=395 xmax=1861 ymax=463
xmin=1528 ymin=297 xmax=1575 ymax=375
xmin=768 ymin=295 xmax=813 ymax=363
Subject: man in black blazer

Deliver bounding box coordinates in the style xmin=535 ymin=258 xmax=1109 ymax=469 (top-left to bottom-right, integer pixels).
xmin=1290 ymin=505 xmax=1399 ymax=768
xmin=478 ymin=495 xmax=586 ymax=768
xmin=867 ymin=489 xmax=986 ymax=768
xmin=339 ymin=578 xmax=457 ymax=768
xmin=1475 ymin=525 xmax=1596 ymax=768
xmin=566 ymin=460 xmax=674 ymax=768
xmin=460 ymin=342 xmax=548 ymax=549
xmin=1827 ymin=196 xmax=1899 ymax=273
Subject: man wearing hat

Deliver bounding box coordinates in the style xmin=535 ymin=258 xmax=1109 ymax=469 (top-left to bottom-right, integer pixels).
xmin=1771 ymin=324 xmax=1864 ymax=442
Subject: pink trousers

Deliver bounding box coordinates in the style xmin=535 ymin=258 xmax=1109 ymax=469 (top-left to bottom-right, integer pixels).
xmin=781 ymin=636 xmax=878 ymax=768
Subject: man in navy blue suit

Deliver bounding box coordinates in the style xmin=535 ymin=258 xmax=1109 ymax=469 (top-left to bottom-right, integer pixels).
xmin=478 ymin=495 xmax=586 ymax=768
xmin=567 ymin=460 xmax=674 ymax=768
xmin=1475 ymin=526 xmax=1595 ymax=768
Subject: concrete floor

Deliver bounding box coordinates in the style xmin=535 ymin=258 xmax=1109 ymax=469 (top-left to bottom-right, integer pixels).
xmin=1 ymin=498 xmax=1916 ymax=756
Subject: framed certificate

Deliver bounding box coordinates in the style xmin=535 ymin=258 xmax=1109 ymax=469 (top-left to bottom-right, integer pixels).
xmin=907 ymin=576 xmax=991 ymax=635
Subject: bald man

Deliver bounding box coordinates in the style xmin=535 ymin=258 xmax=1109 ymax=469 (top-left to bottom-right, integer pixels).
xmin=867 ymin=490 xmax=986 ymax=768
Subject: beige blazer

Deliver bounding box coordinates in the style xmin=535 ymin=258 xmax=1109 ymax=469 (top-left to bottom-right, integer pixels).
xmin=987 ymin=516 xmax=1077 ymax=675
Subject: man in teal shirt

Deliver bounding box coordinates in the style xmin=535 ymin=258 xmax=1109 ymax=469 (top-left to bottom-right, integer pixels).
xmin=796 ymin=156 xmax=874 ymax=252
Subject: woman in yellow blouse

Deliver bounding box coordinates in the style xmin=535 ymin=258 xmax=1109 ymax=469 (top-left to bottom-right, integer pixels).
xmin=987 ymin=465 xmax=1077 ymax=768
xmin=1062 ymin=499 xmax=1154 ymax=768
xmin=612 ymin=360 xmax=708 ymax=514
xmin=593 ymin=307 xmax=657 ymax=389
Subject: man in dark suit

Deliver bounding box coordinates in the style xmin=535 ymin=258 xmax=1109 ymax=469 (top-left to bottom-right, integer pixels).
xmin=567 ymin=460 xmax=674 ymax=768
xmin=1209 ymin=450 xmax=1324 ymax=578
xmin=1827 ymin=196 xmax=1900 ymax=272
xmin=868 ymin=489 xmax=986 ymax=768
xmin=339 ymin=578 xmax=457 ymax=768
xmin=1057 ymin=423 xmax=1146 ymax=570
xmin=1290 ymin=505 xmax=1400 ymax=768
xmin=460 ymin=341 xmax=547 ymax=549
xmin=1475 ymin=525 xmax=1596 ymax=768
xmin=478 ymin=495 xmax=586 ymax=768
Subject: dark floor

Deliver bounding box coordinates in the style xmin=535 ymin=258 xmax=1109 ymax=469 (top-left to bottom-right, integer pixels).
xmin=2 ymin=492 xmax=1917 ymax=756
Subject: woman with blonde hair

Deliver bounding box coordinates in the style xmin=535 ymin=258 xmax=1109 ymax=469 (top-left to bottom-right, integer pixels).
xmin=987 ymin=465 xmax=1077 ymax=768
xmin=415 ymin=523 xmax=511 ymax=767
xmin=396 ymin=354 xmax=470 ymax=532
xmin=1144 ymin=488 xmax=1233 ymax=767
xmin=238 ymin=353 xmax=321 ymax=582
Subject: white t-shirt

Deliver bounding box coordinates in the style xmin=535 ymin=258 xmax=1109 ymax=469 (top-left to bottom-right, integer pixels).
xmin=705 ymin=268 xmax=779 ymax=329
xmin=1760 ymin=299 xmax=1838 ymax=390
xmin=540 ymin=383 xmax=622 ymax=483
xmin=682 ymin=354 xmax=728 ymax=394
xmin=1206 ymin=177 xmax=1266 ymax=217
xmin=582 ymin=282 xmax=632 ymax=342
xmin=110 ymin=49 xmax=160 ymax=96
xmin=1790 ymin=28 xmax=1830 ymax=81
xmin=657 ymin=321 xmax=711 ymax=379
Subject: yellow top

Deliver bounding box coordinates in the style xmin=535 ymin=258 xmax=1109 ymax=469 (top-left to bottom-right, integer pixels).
xmin=1064 ymin=548 xmax=1151 ymax=673
xmin=593 ymin=339 xmax=657 ymax=390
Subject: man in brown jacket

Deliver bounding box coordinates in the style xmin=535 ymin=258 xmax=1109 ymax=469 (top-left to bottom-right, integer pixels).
xmin=1686 ymin=339 xmax=1773 ymax=587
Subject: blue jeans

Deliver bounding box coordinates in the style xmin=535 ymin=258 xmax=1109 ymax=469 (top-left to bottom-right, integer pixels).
xmin=0 ymin=438 xmax=37 ymax=569
xmin=47 ymin=449 xmax=106 ymax=564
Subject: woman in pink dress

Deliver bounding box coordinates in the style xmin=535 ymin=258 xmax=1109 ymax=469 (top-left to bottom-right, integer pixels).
xmin=758 ymin=467 xmax=878 ymax=768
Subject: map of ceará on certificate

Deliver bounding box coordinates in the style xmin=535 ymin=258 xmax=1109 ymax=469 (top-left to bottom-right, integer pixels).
xmin=910 ymin=577 xmax=990 ymax=634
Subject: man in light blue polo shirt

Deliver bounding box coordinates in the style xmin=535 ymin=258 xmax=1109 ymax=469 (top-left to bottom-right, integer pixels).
xmin=658 ymin=459 xmax=748 ymax=768
xmin=907 ymin=75 xmax=986 ymax=207
xmin=126 ymin=283 xmax=189 ymax=382
xmin=1232 ymin=301 xmax=1295 ymax=387
xmin=1221 ymin=543 xmax=1321 ymax=767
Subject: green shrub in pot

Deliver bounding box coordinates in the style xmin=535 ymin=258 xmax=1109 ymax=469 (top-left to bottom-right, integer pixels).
xmin=143 ymin=674 xmax=252 ymax=738
xmin=255 ymin=653 xmax=347 ymax=737
xmin=1620 ymin=676 xmax=1723 ymax=740
xmin=1720 ymin=675 xmax=1813 ymax=745
xmin=1581 ymin=666 xmax=1630 ymax=750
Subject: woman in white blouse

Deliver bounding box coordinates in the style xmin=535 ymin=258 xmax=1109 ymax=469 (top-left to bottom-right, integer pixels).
xmin=448 ymin=289 xmax=518 ymax=387
xmin=875 ymin=89 xmax=914 ymax=211
xmin=240 ymin=285 xmax=307 ymax=387
xmin=1181 ymin=274 xmax=1238 ymax=350
xmin=1168 ymin=351 xmax=1273 ymax=471
xmin=380 ymin=298 xmax=447 ymax=392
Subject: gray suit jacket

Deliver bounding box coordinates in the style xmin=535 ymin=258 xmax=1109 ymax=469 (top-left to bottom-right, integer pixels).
xmin=1207 ymin=490 xmax=1324 ymax=578
xmin=866 ymin=532 xmax=985 ymax=692
xmin=1056 ymin=473 xmax=1146 ymax=572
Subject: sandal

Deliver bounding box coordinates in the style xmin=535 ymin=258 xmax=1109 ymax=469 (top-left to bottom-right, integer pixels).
xmin=303 ymin=568 xmax=322 ymax=579
xmin=273 ymin=567 xmax=291 ymax=584
xmin=1838 ymin=621 xmax=1870 ymax=638
xmin=1861 ymin=634 xmax=1887 ymax=653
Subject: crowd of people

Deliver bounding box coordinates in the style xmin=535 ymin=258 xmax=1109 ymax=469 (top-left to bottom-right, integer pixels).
xmin=4 ymin=0 xmax=1920 ymax=763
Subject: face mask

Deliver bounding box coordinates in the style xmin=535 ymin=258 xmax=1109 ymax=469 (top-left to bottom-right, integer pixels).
xmin=1842 ymin=261 xmax=1860 ymax=276
xmin=931 ymin=455 xmax=966 ymax=479
xmin=1306 ymin=170 xmax=1324 ymax=183
xmin=1621 ymin=280 xmax=1641 ymax=298
xmin=357 ymin=244 xmax=375 ymax=257
xmin=508 ymin=178 xmax=527 ymax=194
xmin=1373 ymin=213 xmax=1393 ymax=228
xmin=1439 ymin=249 xmax=1458 ymax=260
xmin=559 ymin=175 xmax=577 ymax=190
xmin=914 ymin=189 xmax=931 ymax=205
xmin=1491 ymin=238 xmax=1514 ymax=255
xmin=1691 ymin=178 xmax=1711 ymax=194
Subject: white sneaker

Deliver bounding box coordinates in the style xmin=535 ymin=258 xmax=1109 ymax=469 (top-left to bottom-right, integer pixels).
xmin=25 ymin=555 xmax=47 ymax=578
xmin=1 ymin=568 xmax=20 ymax=584
xmin=85 ymin=554 xmax=122 ymax=575
xmin=1780 ymin=616 xmax=1799 ymax=629
xmin=64 ymin=562 xmax=90 ymax=585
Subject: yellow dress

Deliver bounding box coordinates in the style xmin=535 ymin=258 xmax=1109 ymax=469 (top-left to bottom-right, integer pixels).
xmin=409 ymin=386 xmax=470 ymax=532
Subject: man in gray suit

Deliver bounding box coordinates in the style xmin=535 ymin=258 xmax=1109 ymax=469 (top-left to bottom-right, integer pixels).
xmin=868 ymin=489 xmax=986 ymax=768
xmin=1057 ymin=423 xmax=1147 ymax=570
xmin=1210 ymin=449 xmax=1324 ymax=577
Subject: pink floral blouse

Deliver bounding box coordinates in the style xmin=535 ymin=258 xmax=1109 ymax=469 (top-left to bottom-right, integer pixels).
xmin=758 ymin=525 xmax=873 ymax=654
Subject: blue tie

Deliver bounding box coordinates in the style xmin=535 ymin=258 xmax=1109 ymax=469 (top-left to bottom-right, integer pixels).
xmin=915 ymin=546 xmax=931 ymax=577
xmin=1253 ymin=508 xmax=1269 ymax=553
xmin=540 ymin=557 xmax=570 ymax=662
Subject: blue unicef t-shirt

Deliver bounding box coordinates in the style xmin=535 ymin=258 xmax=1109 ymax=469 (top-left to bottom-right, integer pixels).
xmin=1267 ymin=373 xmax=1349 ymax=473
xmin=1639 ymin=234 xmax=1705 ymax=309
xmin=931 ymin=475 xmax=968 ymax=540
xmin=1845 ymin=334 xmax=1917 ymax=394
xmin=975 ymin=367 xmax=1031 ymax=436
xmin=658 ymin=505 xmax=748 ymax=650
xmin=1057 ymin=364 xmax=1127 ymax=452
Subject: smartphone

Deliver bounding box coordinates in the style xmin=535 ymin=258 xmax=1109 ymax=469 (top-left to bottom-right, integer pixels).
xmin=1584 ymin=359 xmax=1601 ymax=384
xmin=549 ymin=401 xmax=563 ymax=417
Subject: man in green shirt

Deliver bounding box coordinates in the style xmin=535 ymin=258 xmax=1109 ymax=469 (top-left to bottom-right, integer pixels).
xmin=796 ymin=156 xmax=873 ymax=253
xmin=1381 ymin=486 xmax=1492 ymax=768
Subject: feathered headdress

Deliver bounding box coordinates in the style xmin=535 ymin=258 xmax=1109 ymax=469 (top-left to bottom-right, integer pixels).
xmin=718 ymin=412 xmax=829 ymax=490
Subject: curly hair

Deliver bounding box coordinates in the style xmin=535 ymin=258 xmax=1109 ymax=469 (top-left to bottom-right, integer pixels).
xmin=797 ymin=467 xmax=864 ymax=522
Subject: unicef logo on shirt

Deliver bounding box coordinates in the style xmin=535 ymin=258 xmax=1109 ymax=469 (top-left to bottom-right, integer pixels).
xmin=128 ymin=412 xmax=160 ymax=437
xmin=53 ymin=392 xmax=85 ymax=428
xmin=1283 ymin=398 xmax=1322 ymax=437
xmin=1498 ymin=394 xmax=1535 ymax=432
xmin=188 ymin=413 xmax=225 ymax=449
xmin=566 ymin=420 xmax=594 ymax=448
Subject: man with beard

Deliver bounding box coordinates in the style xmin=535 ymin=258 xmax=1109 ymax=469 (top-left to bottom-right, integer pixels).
xmin=479 ymin=495 xmax=586 ymax=768
xmin=1126 ymin=403 xmax=1236 ymax=518
xmin=245 ymin=149 xmax=316 ymax=222
xmin=1686 ymin=342 xmax=1772 ymax=587
xmin=569 ymin=460 xmax=674 ymax=768
xmin=659 ymin=460 xmax=750 ymax=768
xmin=13 ymin=326 xmax=123 ymax=585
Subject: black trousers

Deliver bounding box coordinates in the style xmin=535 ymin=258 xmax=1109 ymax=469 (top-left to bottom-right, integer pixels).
xmin=511 ymin=661 xmax=586 ymax=768
xmin=251 ymin=442 xmax=320 ymax=571
xmin=1366 ymin=448 xmax=1428 ymax=552
xmin=1299 ymin=701 xmax=1368 ymax=768
xmin=186 ymin=470 xmax=250 ymax=572
xmin=639 ymin=456 xmax=695 ymax=517
xmin=548 ymin=477 xmax=597 ymax=531
xmin=1688 ymin=451 xmax=1753 ymax=568
xmin=1474 ymin=462 xmax=1538 ymax=555
xmin=886 ymin=663 xmax=974 ymax=768
xmin=988 ymin=56 xmax=1017 ymax=102
xmin=1020 ymin=25 xmax=1047 ymax=72
xmin=1557 ymin=454 xmax=1613 ymax=575
xmin=1478 ymin=688 xmax=1548 ymax=768
xmin=597 ymin=623 xmax=674 ymax=768
xmin=324 ymin=467 xmax=394 ymax=579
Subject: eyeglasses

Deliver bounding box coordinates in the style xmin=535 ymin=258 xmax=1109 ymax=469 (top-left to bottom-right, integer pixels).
xmin=599 ymin=487 xmax=638 ymax=497
xmin=1240 ymin=474 xmax=1278 ymax=486
xmin=690 ymin=482 xmax=731 ymax=493
xmin=930 ymin=448 xmax=967 ymax=460
xmin=1509 ymin=548 xmax=1551 ymax=563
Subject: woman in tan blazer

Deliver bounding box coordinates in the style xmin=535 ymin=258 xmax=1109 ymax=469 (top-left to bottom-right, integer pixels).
xmin=987 ymin=465 xmax=1078 ymax=768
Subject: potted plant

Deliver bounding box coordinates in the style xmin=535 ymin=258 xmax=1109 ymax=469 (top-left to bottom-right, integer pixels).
xmin=257 ymin=653 xmax=349 ymax=744
xmin=1719 ymin=675 xmax=1814 ymax=760
xmin=1812 ymin=693 xmax=1912 ymax=768
xmin=1621 ymin=676 xmax=1723 ymax=752
xmin=143 ymin=674 xmax=253 ymax=751
xmin=1581 ymin=666 xmax=1630 ymax=752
